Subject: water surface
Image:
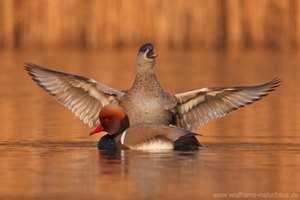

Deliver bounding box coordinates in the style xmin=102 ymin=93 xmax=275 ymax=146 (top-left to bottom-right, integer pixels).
xmin=0 ymin=50 xmax=299 ymax=199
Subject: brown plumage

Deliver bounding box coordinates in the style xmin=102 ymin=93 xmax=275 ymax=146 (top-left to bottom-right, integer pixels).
xmin=24 ymin=42 xmax=281 ymax=131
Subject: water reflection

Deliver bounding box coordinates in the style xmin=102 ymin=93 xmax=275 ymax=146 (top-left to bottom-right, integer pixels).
xmin=0 ymin=50 xmax=300 ymax=199
xmin=96 ymin=145 xmax=300 ymax=199
xmin=97 ymin=149 xmax=203 ymax=199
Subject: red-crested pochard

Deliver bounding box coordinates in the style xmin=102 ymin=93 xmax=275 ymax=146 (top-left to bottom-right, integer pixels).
xmin=24 ymin=42 xmax=281 ymax=131
xmin=90 ymin=105 xmax=201 ymax=150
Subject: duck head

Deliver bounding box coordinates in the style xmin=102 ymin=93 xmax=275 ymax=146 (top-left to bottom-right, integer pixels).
xmin=137 ymin=42 xmax=158 ymax=67
xmin=89 ymin=105 xmax=130 ymax=136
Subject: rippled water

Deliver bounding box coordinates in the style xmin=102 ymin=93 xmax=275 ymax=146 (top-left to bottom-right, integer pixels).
xmin=0 ymin=50 xmax=299 ymax=199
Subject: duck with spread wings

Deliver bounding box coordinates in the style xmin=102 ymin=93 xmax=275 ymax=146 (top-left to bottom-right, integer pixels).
xmin=24 ymin=42 xmax=281 ymax=131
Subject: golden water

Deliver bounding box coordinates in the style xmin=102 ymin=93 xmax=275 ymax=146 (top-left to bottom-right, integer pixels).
xmin=0 ymin=50 xmax=299 ymax=199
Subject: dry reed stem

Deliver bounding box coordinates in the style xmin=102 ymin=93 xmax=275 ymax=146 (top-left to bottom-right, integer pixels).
xmin=0 ymin=0 xmax=299 ymax=50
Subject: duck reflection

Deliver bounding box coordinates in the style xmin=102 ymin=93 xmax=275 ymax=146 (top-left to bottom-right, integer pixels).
xmin=97 ymin=149 xmax=200 ymax=199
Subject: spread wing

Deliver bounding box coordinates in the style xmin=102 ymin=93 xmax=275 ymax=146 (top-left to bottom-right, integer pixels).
xmin=173 ymin=78 xmax=281 ymax=130
xmin=24 ymin=63 xmax=125 ymax=127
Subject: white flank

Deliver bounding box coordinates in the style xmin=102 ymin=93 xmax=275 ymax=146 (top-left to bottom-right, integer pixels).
xmin=131 ymin=139 xmax=173 ymax=151
xmin=120 ymin=130 xmax=127 ymax=145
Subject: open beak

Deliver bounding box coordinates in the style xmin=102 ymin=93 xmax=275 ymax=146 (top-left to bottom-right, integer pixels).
xmin=148 ymin=53 xmax=158 ymax=58
xmin=147 ymin=49 xmax=158 ymax=58
xmin=89 ymin=124 xmax=104 ymax=135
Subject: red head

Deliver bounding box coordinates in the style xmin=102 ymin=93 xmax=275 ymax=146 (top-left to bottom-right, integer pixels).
xmin=89 ymin=105 xmax=130 ymax=136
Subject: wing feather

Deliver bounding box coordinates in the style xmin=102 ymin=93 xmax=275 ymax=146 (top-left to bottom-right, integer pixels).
xmin=24 ymin=63 xmax=125 ymax=127
xmin=174 ymin=78 xmax=281 ymax=130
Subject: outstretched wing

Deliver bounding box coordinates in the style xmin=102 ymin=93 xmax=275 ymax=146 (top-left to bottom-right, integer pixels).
xmin=173 ymin=78 xmax=281 ymax=130
xmin=24 ymin=63 xmax=125 ymax=127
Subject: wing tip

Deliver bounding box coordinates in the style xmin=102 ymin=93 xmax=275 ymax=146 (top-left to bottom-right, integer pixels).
xmin=269 ymin=77 xmax=282 ymax=88
xmin=24 ymin=62 xmax=46 ymax=77
xmin=248 ymin=77 xmax=281 ymax=93
xmin=260 ymin=77 xmax=282 ymax=94
xmin=234 ymin=77 xmax=282 ymax=109
xmin=24 ymin=62 xmax=40 ymax=71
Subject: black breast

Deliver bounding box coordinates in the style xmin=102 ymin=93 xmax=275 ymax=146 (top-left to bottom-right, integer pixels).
xmin=98 ymin=134 xmax=118 ymax=150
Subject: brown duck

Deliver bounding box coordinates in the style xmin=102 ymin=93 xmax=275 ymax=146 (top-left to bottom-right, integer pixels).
xmin=89 ymin=105 xmax=201 ymax=150
xmin=25 ymin=42 xmax=281 ymax=130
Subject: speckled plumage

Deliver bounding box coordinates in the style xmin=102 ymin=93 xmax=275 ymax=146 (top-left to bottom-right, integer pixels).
xmin=118 ymin=69 xmax=176 ymax=125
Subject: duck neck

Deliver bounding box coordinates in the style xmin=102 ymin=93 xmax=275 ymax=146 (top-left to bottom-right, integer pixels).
xmin=131 ymin=64 xmax=165 ymax=93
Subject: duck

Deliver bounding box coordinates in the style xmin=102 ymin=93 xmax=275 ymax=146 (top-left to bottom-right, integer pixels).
xmin=89 ymin=105 xmax=201 ymax=150
xmin=24 ymin=42 xmax=281 ymax=131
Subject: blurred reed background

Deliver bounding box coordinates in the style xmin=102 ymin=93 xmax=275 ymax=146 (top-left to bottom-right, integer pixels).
xmin=0 ymin=0 xmax=299 ymax=51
